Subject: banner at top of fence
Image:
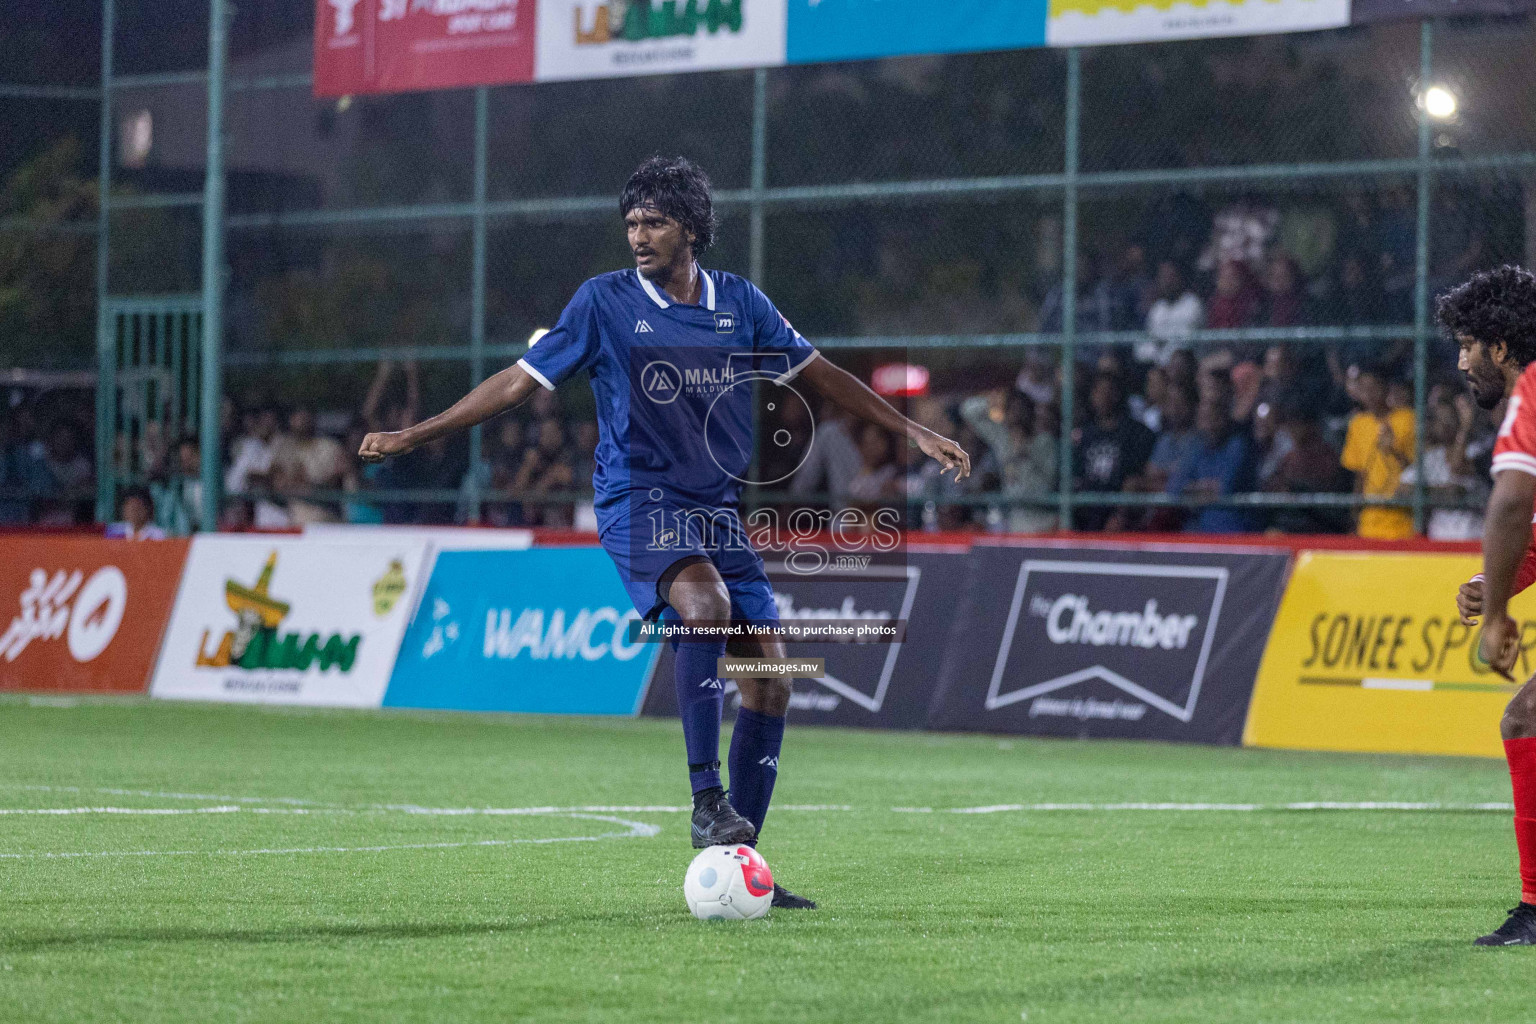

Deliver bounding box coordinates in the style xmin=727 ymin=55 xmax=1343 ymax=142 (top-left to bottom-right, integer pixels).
xmin=313 ymin=0 xmax=1536 ymax=97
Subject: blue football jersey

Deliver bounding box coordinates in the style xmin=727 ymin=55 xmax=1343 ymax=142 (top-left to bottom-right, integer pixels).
xmin=517 ymin=265 xmax=819 ymax=525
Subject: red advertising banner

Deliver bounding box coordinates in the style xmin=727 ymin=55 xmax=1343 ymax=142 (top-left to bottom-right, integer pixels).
xmin=0 ymin=537 xmax=190 ymax=694
xmin=314 ymin=0 xmax=537 ymax=97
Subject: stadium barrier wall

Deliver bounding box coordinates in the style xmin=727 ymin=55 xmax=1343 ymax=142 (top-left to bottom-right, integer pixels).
xmin=1243 ymin=551 xmax=1525 ymax=759
xmin=640 ymin=537 xmax=1291 ymax=745
xmin=0 ymin=535 xmax=189 ymax=694
xmin=11 ymin=528 xmax=1519 ymax=760
xmin=148 ymin=534 xmax=430 ymax=707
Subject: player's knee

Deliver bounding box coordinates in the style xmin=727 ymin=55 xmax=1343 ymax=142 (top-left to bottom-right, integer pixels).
xmin=675 ymin=583 xmax=731 ymax=632
xmin=1502 ymin=690 xmax=1536 ymax=740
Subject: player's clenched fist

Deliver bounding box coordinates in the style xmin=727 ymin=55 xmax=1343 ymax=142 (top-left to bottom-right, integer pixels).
xmin=1457 ymin=577 xmax=1484 ymax=625
xmin=358 ymin=431 xmax=414 ymax=463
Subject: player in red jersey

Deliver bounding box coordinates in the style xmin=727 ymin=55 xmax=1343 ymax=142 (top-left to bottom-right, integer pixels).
xmin=1444 ymin=265 xmax=1536 ymax=944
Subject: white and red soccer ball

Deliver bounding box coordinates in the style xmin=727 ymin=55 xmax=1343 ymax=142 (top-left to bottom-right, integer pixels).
xmin=683 ymin=845 xmax=774 ymax=920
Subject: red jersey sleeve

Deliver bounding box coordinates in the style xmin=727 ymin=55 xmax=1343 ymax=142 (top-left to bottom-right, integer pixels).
xmin=1492 ymin=364 xmax=1536 ymax=479
xmin=1488 ymin=364 xmax=1536 ymax=595
xmin=1474 ymin=553 xmax=1536 ymax=593
xmin=1516 ymin=550 xmax=1536 ymax=595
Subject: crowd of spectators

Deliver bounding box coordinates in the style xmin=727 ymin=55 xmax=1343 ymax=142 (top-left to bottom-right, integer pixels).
xmin=780 ymin=347 xmax=1491 ymax=541
xmin=214 ymin=360 xmax=599 ymax=532
xmin=0 ymin=346 xmax=1500 ymax=541
xmin=768 ymin=187 xmax=1504 ymax=541
xmin=0 ymin=187 xmax=1511 ymax=540
xmin=0 ymin=399 xmax=93 ymax=527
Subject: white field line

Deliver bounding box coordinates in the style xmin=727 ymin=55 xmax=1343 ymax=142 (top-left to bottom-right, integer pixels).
xmin=0 ymin=788 xmax=1514 ymax=860
xmin=0 ymin=784 xmax=1513 ymax=816
xmin=0 ymin=806 xmax=245 ymax=815
xmin=0 ymin=813 xmax=658 ymax=860
xmin=1 ymin=784 xmax=331 ymax=806
xmin=893 ymin=801 xmax=1514 ymax=813
xmin=0 ymin=788 xmax=851 ymax=816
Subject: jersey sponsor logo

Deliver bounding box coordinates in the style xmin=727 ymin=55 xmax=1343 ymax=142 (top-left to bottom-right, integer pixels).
xmin=713 ymin=311 xmax=736 ymax=333
xmin=683 ymin=366 xmax=734 ymax=387
xmin=635 ymin=319 xmax=654 ymax=333
xmin=640 ymin=359 xmax=682 ymax=403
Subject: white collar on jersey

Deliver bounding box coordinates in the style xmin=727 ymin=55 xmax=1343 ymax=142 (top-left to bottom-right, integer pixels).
xmin=637 ymin=262 xmax=715 ymax=312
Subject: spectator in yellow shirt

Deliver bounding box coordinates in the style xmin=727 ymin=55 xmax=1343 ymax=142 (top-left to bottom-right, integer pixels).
xmin=1341 ymin=362 xmax=1416 ymax=539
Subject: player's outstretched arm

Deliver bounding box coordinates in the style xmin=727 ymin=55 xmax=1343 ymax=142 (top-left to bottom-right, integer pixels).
xmin=358 ymin=362 xmax=543 ymax=463
xmin=1479 ymin=468 xmax=1536 ymax=677
xmin=798 ymin=355 xmax=971 ymax=480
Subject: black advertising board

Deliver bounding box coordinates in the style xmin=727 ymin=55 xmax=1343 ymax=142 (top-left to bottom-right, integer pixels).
xmin=926 ymin=541 xmax=1291 ymax=745
xmin=639 ymin=548 xmax=968 ymax=729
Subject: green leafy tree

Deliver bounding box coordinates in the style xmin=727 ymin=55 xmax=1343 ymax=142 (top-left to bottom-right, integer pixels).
xmin=0 ymin=138 xmax=96 ymax=368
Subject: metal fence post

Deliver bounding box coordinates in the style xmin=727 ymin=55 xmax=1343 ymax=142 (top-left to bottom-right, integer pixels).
xmin=198 ymin=0 xmax=229 ymax=532
xmin=1058 ymin=48 xmax=1081 ymax=529
xmin=748 ymin=66 xmax=768 ymax=492
xmin=749 ymin=67 xmax=768 ymax=285
xmin=468 ymin=84 xmax=490 ymax=523
xmin=93 ymin=0 xmax=115 ymax=523
xmin=1411 ymin=19 xmax=1434 ymax=536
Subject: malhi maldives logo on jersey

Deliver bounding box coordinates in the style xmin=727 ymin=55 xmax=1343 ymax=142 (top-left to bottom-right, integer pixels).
xmin=192 ymin=551 xmax=402 ymax=674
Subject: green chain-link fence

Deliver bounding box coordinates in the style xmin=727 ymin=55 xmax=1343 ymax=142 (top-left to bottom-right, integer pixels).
xmin=2 ymin=3 xmax=1535 ymax=535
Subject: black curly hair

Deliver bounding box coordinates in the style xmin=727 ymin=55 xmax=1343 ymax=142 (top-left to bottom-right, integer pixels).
xmin=619 ymin=156 xmax=717 ymax=257
xmin=1436 ymin=264 xmax=1536 ymax=368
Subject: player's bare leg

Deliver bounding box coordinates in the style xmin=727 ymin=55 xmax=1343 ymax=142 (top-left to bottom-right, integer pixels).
xmin=1477 ymin=674 xmax=1536 ymax=945
xmin=728 ymin=633 xmax=816 ymax=909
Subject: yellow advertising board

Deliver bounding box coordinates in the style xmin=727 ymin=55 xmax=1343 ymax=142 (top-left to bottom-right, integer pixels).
xmin=1244 ymin=551 xmax=1536 ymax=758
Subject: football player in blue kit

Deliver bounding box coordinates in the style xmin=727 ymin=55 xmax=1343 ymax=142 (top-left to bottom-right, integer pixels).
xmin=360 ymin=157 xmax=970 ymax=909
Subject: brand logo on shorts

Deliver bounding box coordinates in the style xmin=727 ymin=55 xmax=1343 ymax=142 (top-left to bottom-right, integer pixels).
xmin=640 ymin=359 xmax=681 ymax=404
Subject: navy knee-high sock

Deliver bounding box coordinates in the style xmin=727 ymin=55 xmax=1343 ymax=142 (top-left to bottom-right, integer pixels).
xmin=728 ymin=706 xmax=786 ymax=836
xmin=674 ymin=640 xmax=727 ymax=794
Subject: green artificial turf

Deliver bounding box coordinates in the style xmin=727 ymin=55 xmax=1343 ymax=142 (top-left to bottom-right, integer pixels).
xmin=0 ymin=695 xmax=1526 ymax=1023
